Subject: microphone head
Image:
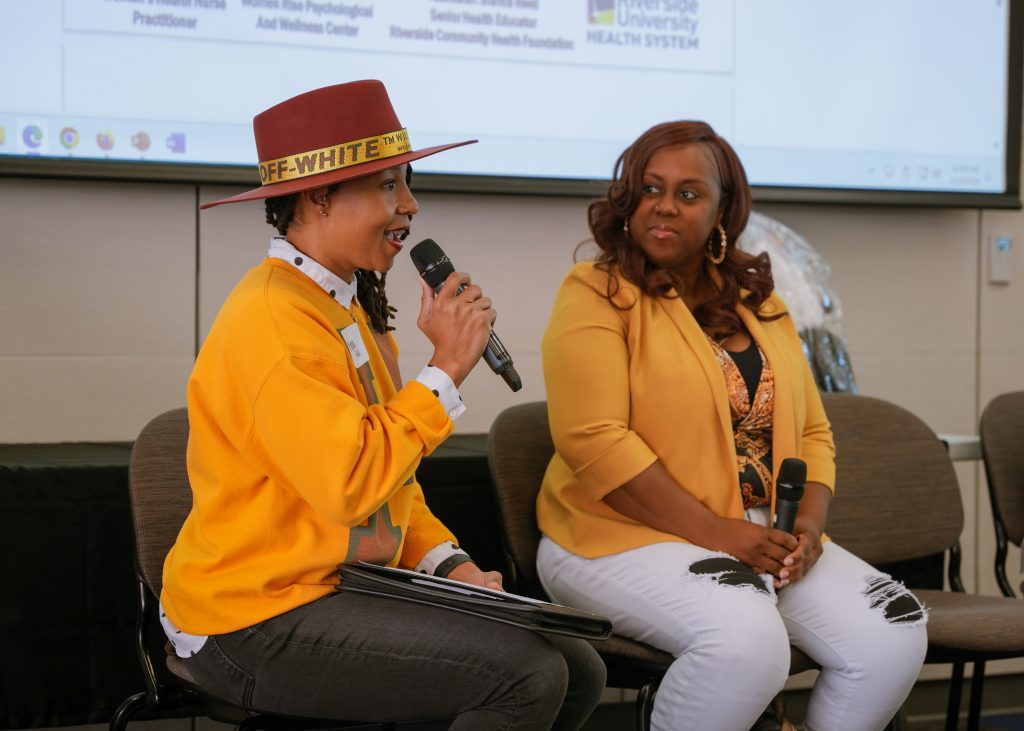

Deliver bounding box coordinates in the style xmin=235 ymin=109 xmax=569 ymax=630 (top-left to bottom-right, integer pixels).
xmin=410 ymin=238 xmax=455 ymax=290
xmin=777 ymin=457 xmax=806 ymax=486
xmin=776 ymin=458 xmax=806 ymax=501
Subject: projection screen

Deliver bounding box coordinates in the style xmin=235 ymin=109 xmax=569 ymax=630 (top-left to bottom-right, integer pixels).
xmin=1 ymin=0 xmax=1020 ymax=206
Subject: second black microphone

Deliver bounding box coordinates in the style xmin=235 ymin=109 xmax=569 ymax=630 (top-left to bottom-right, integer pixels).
xmin=410 ymin=238 xmax=522 ymax=392
xmin=772 ymin=457 xmax=807 ymax=534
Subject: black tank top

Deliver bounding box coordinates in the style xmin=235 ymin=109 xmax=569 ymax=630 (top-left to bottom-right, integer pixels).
xmin=725 ymin=338 xmax=762 ymax=402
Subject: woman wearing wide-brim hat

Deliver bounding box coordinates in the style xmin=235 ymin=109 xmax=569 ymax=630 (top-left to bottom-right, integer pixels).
xmin=160 ymin=80 xmax=606 ymax=728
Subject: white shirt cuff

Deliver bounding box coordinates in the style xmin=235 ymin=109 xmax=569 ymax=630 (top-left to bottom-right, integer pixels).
xmin=415 ymin=365 xmax=466 ymax=420
xmin=414 ymin=541 xmax=471 ymax=575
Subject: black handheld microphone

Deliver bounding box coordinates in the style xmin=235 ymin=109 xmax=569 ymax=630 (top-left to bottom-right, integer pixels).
xmin=409 ymin=239 xmax=522 ymax=392
xmin=772 ymin=458 xmax=807 ymax=534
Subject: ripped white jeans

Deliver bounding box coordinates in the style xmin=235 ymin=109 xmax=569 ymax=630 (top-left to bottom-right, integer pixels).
xmin=537 ymin=509 xmax=927 ymax=731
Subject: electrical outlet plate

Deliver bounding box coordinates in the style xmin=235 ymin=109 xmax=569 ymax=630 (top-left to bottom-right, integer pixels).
xmin=989 ymin=234 xmax=1014 ymax=284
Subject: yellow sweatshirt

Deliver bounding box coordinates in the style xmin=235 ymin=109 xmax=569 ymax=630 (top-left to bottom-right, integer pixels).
xmin=162 ymin=259 xmax=456 ymax=634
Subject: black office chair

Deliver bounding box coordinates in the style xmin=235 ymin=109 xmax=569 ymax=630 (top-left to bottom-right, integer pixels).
xmin=111 ymin=408 xmax=397 ymax=731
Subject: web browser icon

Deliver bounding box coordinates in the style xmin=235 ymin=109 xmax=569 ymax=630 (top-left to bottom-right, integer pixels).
xmin=167 ymin=133 xmax=186 ymax=153
xmin=22 ymin=125 xmax=43 ymax=148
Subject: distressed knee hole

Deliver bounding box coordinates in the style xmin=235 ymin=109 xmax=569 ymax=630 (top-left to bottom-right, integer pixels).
xmin=863 ymin=575 xmax=927 ymax=625
xmin=688 ymin=557 xmax=769 ymax=595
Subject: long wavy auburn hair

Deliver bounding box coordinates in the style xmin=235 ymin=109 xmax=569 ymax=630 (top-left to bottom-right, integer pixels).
xmin=587 ymin=121 xmax=783 ymax=336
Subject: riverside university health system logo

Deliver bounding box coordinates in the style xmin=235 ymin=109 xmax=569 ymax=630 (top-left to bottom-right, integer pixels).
xmin=586 ymin=0 xmax=701 ymax=50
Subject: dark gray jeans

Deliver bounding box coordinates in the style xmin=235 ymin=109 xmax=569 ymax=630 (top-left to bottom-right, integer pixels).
xmin=181 ymin=591 xmax=607 ymax=730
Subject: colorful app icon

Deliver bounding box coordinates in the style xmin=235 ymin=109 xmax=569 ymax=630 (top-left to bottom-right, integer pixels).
xmin=131 ymin=131 xmax=151 ymax=151
xmin=588 ymin=0 xmax=614 ymax=24
xmin=60 ymin=127 xmax=80 ymax=149
xmin=97 ymin=131 xmax=115 ymax=151
xmin=22 ymin=125 xmax=43 ymax=148
xmin=0 ymin=127 xmax=6 ymax=146
xmin=166 ymin=133 xmax=186 ymax=153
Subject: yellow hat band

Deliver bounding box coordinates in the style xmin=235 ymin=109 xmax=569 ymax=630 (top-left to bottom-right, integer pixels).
xmin=258 ymin=128 xmax=411 ymax=186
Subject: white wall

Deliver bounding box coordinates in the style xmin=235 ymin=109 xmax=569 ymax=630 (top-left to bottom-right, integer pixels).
xmin=0 ymin=179 xmax=196 ymax=441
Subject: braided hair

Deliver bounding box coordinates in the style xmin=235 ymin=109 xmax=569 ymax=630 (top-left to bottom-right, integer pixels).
xmin=265 ymin=184 xmax=396 ymax=334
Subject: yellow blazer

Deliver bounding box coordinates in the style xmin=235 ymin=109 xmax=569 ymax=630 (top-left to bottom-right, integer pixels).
xmin=538 ymin=262 xmax=835 ymax=558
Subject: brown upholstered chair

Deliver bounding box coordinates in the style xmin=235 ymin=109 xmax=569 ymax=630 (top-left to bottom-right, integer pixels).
xmin=486 ymin=401 xmax=817 ymax=731
xmin=979 ymin=390 xmax=1024 ymax=599
xmin=821 ymin=393 xmax=1024 ymax=731
xmin=112 ymin=408 xmax=394 ymax=731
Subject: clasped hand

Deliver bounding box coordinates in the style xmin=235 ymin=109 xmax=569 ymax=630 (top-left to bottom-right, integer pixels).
xmin=711 ymin=518 xmax=822 ymax=589
xmin=417 ymin=271 xmax=496 ymax=388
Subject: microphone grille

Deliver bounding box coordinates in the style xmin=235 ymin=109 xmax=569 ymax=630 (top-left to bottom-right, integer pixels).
xmin=778 ymin=457 xmax=807 ymax=485
xmin=409 ymin=238 xmax=441 ymax=273
xmin=410 ymin=238 xmax=456 ymax=287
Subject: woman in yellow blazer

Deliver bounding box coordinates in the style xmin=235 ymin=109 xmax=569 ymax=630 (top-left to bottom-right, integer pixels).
xmin=537 ymin=121 xmax=927 ymax=731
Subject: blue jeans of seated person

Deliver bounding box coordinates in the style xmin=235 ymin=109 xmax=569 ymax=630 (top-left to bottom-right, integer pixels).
xmin=180 ymin=590 xmax=606 ymax=730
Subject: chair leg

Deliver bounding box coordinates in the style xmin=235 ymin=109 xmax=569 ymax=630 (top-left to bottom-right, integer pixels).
xmin=945 ymin=661 xmax=965 ymax=731
xmin=636 ymin=680 xmax=659 ymax=731
xmin=966 ymin=660 xmax=986 ymax=731
xmin=110 ymin=692 xmax=147 ymax=731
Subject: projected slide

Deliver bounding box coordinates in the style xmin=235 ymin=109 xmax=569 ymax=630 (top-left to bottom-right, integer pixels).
xmin=0 ymin=0 xmax=1011 ymax=194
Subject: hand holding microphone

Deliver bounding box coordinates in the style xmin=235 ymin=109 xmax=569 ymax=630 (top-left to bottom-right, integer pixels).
xmin=772 ymin=457 xmax=828 ymax=588
xmin=407 ymin=237 xmax=520 ymax=387
xmin=713 ymin=459 xmax=812 ymax=589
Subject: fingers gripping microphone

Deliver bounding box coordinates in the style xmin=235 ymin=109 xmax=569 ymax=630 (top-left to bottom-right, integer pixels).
xmin=410 ymin=239 xmax=522 ymax=392
xmin=772 ymin=458 xmax=807 ymax=534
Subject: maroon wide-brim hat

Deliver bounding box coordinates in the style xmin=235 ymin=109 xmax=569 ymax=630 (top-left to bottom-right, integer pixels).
xmin=201 ymin=80 xmax=476 ymax=209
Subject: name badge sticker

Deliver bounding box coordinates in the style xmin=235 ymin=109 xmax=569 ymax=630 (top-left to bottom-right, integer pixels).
xmin=340 ymin=323 xmax=369 ymax=368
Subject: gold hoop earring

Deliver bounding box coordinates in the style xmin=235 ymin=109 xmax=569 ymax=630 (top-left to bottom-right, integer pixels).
xmin=319 ymin=208 xmax=329 ymax=217
xmin=707 ymin=224 xmax=727 ymax=265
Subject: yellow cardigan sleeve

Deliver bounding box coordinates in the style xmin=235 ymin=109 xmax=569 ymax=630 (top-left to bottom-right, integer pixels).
xmin=543 ymin=266 xmax=658 ymax=499
xmin=796 ymin=340 xmax=836 ymax=491
xmin=773 ymin=297 xmax=836 ymax=491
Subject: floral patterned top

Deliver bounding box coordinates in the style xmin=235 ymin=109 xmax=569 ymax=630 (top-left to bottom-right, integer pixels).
xmin=706 ymin=334 xmax=776 ymax=509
